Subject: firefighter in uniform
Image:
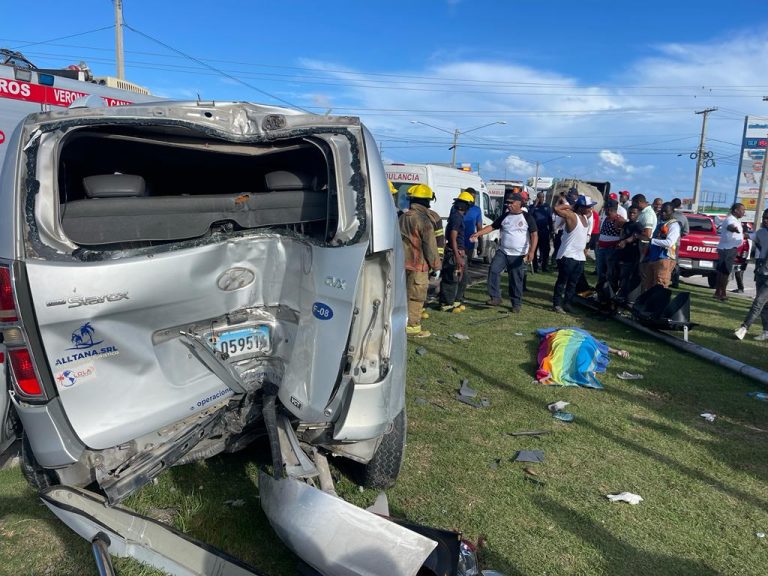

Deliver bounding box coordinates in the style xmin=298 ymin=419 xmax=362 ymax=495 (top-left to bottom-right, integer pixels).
xmin=399 ymin=184 xmax=441 ymax=337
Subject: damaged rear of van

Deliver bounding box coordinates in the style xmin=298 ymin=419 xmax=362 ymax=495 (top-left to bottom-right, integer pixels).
xmin=0 ymin=101 xmax=407 ymax=505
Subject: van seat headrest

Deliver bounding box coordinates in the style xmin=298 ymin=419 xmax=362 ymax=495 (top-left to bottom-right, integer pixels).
xmin=264 ymin=171 xmax=316 ymax=191
xmin=84 ymin=174 xmax=147 ymax=198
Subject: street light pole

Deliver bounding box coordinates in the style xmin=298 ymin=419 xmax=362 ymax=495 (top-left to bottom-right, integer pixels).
xmin=533 ymin=161 xmax=540 ymax=193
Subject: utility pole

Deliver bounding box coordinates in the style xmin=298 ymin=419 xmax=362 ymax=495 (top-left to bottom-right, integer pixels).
xmin=114 ymin=0 xmax=125 ymax=79
xmin=532 ymin=161 xmax=540 ymax=193
xmin=691 ymin=108 xmax=716 ymax=213
xmin=450 ymin=129 xmax=459 ymax=168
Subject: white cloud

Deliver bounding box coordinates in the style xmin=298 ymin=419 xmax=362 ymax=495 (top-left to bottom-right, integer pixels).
xmin=599 ymin=149 xmax=635 ymax=173
xmin=297 ymin=29 xmax=768 ymax=203
xmin=505 ymin=155 xmax=536 ymax=174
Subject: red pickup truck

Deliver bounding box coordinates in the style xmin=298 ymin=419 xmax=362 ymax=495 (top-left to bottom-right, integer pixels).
xmin=677 ymin=213 xmax=720 ymax=287
xmin=676 ymin=213 xmax=750 ymax=288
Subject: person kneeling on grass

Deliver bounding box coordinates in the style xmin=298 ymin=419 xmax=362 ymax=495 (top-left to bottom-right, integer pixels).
xmin=735 ymin=209 xmax=768 ymax=341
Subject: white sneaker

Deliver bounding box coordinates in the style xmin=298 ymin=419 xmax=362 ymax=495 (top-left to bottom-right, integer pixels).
xmin=734 ymin=326 xmax=747 ymax=340
xmin=754 ymin=331 xmax=768 ymax=341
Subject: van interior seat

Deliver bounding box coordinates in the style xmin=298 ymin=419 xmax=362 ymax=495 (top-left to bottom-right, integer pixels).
xmin=61 ymin=170 xmax=327 ymax=246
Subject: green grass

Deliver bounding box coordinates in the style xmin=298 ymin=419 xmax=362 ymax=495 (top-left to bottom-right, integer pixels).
xmin=1 ymin=267 xmax=767 ymax=575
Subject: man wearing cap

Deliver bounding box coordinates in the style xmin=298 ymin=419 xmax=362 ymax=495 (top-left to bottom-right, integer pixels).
xmin=462 ymin=188 xmax=483 ymax=263
xmin=620 ymin=190 xmax=632 ymax=211
xmin=399 ymin=184 xmax=441 ymax=337
xmin=609 ymin=192 xmax=627 ymax=219
xmin=440 ymin=192 xmax=474 ymax=312
xmin=552 ymin=194 xmax=595 ymax=313
xmin=470 ymin=193 xmax=538 ymax=312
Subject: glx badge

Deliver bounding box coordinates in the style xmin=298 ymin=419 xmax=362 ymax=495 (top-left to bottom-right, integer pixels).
xmin=47 ymin=292 xmax=129 ymax=308
xmin=325 ymin=276 xmax=346 ymax=290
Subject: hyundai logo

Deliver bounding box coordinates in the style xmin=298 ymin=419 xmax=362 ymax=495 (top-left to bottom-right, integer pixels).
xmin=217 ymin=268 xmax=256 ymax=291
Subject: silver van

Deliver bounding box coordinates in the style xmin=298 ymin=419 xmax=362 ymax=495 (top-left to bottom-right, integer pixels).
xmin=0 ymin=101 xmax=407 ymax=506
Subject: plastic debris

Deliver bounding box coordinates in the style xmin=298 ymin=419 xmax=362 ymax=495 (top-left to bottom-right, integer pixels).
xmin=514 ymin=332 xmax=523 ymax=336
xmin=415 ymin=346 xmax=428 ymax=356
xmin=547 ymin=401 xmax=570 ymax=413
xmin=757 ymin=532 xmax=766 ymax=539
xmin=700 ymin=412 xmax=717 ymax=422
xmin=451 ymin=333 xmax=470 ymax=341
xmin=523 ymin=467 xmax=538 ymax=476
xmin=747 ymin=392 xmax=768 ymax=401
xmin=552 ymin=411 xmax=574 ymax=422
xmin=606 ymin=492 xmax=643 ymax=505
xmin=514 ymin=450 xmax=544 ymax=463
xmin=459 ymin=379 xmax=477 ymax=398
xmin=617 ymin=371 xmax=644 ymax=380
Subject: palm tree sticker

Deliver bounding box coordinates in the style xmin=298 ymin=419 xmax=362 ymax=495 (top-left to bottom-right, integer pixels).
xmin=68 ymin=322 xmax=103 ymax=350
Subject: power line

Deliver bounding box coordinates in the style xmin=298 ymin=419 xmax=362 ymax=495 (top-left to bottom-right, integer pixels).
xmin=8 ymin=27 xmax=116 ymax=50
xmin=120 ymin=24 xmax=308 ymax=112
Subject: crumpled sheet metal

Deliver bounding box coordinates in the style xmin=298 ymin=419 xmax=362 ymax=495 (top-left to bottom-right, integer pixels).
xmin=259 ymin=471 xmax=436 ymax=576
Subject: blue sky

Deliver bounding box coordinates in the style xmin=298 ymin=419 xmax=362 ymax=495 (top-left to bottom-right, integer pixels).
xmin=4 ymin=0 xmax=768 ymax=204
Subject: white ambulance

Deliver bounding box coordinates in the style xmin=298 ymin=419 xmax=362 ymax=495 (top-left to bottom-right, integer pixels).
xmin=385 ymin=163 xmax=500 ymax=263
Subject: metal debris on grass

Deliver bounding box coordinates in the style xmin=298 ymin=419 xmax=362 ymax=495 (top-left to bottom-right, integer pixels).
xmin=547 ymin=401 xmax=570 ymax=413
xmin=606 ymin=492 xmax=643 ymax=505
xmin=415 ymin=346 xmax=428 ymax=356
xmin=451 ymin=333 xmax=470 ymax=341
xmin=459 ymin=379 xmax=477 ymax=398
xmin=700 ymin=412 xmax=717 ymax=422
xmin=514 ymin=450 xmax=544 ymax=463
xmin=747 ymin=392 xmax=768 ymax=401
xmin=617 ymin=371 xmax=644 ymax=380
xmin=455 ymin=394 xmax=490 ymax=409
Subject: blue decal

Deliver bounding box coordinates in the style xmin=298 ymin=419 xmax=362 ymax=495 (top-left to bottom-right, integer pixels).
xmin=68 ymin=322 xmax=104 ymax=350
xmin=59 ymin=370 xmax=77 ymax=388
xmin=312 ymin=302 xmax=334 ymax=320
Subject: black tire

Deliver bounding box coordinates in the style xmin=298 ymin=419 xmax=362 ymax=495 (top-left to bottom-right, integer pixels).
xmin=20 ymin=433 xmax=57 ymax=492
xmin=706 ymin=273 xmax=717 ymax=289
xmin=360 ymin=408 xmax=406 ymax=490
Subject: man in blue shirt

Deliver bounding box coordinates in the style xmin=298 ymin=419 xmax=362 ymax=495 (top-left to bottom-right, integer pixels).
xmin=530 ymin=192 xmax=553 ymax=272
xmin=462 ymin=187 xmax=483 ymax=262
xmin=439 ymin=193 xmax=472 ymax=312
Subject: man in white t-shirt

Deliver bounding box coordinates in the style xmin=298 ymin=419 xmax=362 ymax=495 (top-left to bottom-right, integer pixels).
xmin=471 ymin=193 xmax=538 ymax=312
xmin=714 ymin=203 xmax=746 ymax=301
xmin=631 ymin=193 xmax=658 ymax=290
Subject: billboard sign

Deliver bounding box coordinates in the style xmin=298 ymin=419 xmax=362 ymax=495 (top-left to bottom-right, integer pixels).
xmin=735 ymin=117 xmax=768 ymax=220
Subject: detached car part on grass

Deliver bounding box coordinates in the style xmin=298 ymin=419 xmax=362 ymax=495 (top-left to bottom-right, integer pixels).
xmin=0 ymin=100 xmax=459 ymax=573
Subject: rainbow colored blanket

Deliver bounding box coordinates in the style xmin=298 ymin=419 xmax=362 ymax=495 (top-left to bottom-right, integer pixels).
xmin=536 ymin=327 xmax=609 ymax=388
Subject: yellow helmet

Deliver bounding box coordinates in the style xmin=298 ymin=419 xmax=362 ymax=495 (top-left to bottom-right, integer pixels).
xmin=388 ymin=180 xmax=397 ymax=195
xmin=455 ymin=191 xmax=475 ymax=203
xmin=407 ymin=184 xmax=434 ymax=200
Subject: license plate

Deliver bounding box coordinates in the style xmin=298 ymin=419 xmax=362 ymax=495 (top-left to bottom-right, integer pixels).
xmin=211 ymin=326 xmax=270 ymax=359
xmin=699 ymin=260 xmax=714 ymax=269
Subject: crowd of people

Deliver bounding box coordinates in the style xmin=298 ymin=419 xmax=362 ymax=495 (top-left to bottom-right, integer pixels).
xmin=395 ymin=180 xmax=768 ymax=343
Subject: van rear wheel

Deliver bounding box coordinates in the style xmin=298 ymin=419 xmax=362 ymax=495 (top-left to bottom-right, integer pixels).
xmin=20 ymin=434 xmax=58 ymax=492
xmin=360 ymin=409 xmax=406 ymax=490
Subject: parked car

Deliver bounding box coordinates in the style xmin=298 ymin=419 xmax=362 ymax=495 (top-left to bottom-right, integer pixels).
xmin=0 ymin=100 xmax=408 ymax=504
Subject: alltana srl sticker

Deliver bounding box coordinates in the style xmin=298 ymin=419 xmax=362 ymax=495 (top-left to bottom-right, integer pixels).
xmin=54 ymin=322 xmax=119 ymax=366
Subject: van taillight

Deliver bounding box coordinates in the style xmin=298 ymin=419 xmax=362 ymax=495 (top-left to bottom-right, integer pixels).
xmin=0 ymin=266 xmax=18 ymax=322
xmin=9 ymin=348 xmax=44 ymax=397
